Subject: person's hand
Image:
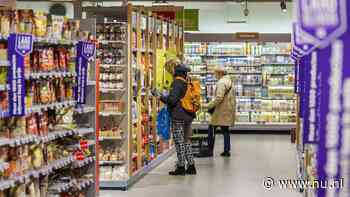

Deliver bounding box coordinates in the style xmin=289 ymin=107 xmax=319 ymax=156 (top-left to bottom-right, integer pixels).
xmin=151 ymin=89 xmax=161 ymax=97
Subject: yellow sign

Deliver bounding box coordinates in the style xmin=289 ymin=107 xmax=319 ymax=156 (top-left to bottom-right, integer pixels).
xmin=156 ymin=49 xmax=177 ymax=91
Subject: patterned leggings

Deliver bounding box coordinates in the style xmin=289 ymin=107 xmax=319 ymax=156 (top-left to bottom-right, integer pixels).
xmin=172 ymin=120 xmax=195 ymax=167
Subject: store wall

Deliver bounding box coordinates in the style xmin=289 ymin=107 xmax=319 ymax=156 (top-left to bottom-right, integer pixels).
xmin=100 ymin=1 xmax=294 ymax=34
xmin=16 ymin=1 xmax=74 ymax=18
xmin=16 ymin=1 xmax=293 ymax=34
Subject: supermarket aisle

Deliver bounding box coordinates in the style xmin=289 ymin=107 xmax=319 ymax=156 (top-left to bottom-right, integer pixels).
xmin=100 ymin=134 xmax=302 ymax=197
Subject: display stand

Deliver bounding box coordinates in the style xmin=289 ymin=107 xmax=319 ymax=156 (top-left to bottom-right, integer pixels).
xmin=84 ymin=4 xmax=183 ymax=190
xmin=0 ymin=10 xmax=96 ymax=196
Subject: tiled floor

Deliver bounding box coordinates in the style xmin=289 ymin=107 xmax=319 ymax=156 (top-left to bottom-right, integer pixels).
xmin=100 ymin=134 xmax=302 ymax=197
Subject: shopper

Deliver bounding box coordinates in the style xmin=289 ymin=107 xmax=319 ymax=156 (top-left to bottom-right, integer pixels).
xmin=156 ymin=59 xmax=197 ymax=176
xmin=205 ymin=67 xmax=236 ymax=157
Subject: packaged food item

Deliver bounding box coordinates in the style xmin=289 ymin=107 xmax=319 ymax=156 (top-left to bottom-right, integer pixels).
xmin=16 ymin=10 xmax=34 ymax=34
xmin=38 ymin=112 xmax=49 ymax=136
xmin=31 ymin=145 xmax=44 ymax=169
xmin=0 ymin=91 xmax=8 ymax=112
xmin=10 ymin=118 xmax=26 ymax=138
xmin=54 ymin=107 xmax=76 ymax=130
xmin=0 ymin=48 xmax=7 ymax=63
xmin=62 ymin=17 xmax=71 ymax=41
xmin=58 ymin=48 xmax=67 ymax=71
xmin=33 ymin=11 xmax=47 ymax=37
xmin=40 ymin=80 xmax=51 ymax=104
xmin=51 ymin=15 xmax=64 ymax=40
xmin=64 ymin=78 xmax=75 ymax=99
xmin=26 ymin=114 xmax=38 ymax=136
xmin=25 ymin=81 xmax=34 ymax=108
xmin=0 ymin=11 xmax=12 ymax=37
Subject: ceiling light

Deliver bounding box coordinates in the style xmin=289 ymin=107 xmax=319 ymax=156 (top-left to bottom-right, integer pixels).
xmin=152 ymin=0 xmax=168 ymax=5
xmin=280 ymin=0 xmax=287 ymax=12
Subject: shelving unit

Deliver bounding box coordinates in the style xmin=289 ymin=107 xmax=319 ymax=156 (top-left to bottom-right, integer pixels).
xmin=185 ymin=42 xmax=296 ymax=131
xmin=0 ymin=10 xmax=96 ymax=197
xmin=84 ymin=4 xmax=184 ymax=190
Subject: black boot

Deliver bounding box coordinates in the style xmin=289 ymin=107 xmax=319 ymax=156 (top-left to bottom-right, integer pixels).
xmin=186 ymin=164 xmax=197 ymax=175
xmin=169 ymin=166 xmax=186 ymax=176
xmin=220 ymin=151 xmax=231 ymax=157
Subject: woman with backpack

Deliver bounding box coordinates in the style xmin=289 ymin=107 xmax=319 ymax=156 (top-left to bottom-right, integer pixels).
xmin=205 ymin=66 xmax=236 ymax=157
xmin=154 ymin=59 xmax=197 ymax=176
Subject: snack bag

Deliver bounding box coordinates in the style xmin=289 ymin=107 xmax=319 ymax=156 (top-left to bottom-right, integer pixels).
xmin=51 ymin=15 xmax=64 ymax=40
xmin=0 ymin=11 xmax=12 ymax=37
xmin=33 ymin=11 xmax=47 ymax=37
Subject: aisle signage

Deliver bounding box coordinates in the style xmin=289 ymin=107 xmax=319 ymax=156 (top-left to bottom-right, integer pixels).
xmin=307 ymin=51 xmax=318 ymax=143
xmin=296 ymin=0 xmax=347 ymax=47
xmin=75 ymin=41 xmax=95 ymax=104
xmin=8 ymin=33 xmax=33 ymax=116
xmin=292 ymin=23 xmax=317 ymax=56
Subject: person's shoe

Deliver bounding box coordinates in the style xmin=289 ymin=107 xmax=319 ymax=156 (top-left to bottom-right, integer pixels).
xmin=186 ymin=164 xmax=197 ymax=175
xmin=169 ymin=166 xmax=186 ymax=176
xmin=220 ymin=151 xmax=231 ymax=157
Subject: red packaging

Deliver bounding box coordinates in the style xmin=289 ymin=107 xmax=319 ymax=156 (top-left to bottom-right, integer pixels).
xmin=26 ymin=115 xmax=38 ymax=136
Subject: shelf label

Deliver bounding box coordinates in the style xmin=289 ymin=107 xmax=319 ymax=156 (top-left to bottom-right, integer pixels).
xmin=75 ymin=41 xmax=95 ymax=104
xmin=8 ymin=33 xmax=33 ymax=116
xmin=296 ymin=0 xmax=347 ymax=47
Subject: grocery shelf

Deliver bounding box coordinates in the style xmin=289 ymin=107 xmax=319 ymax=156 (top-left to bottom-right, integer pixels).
xmin=99 ymin=161 xmax=126 ymax=165
xmin=99 ymin=136 xmax=124 ymax=141
xmin=192 ymin=122 xmax=296 ymax=131
xmin=100 ymin=40 xmax=126 ymax=44
xmin=73 ymin=157 xmax=96 ymax=168
xmin=26 ymin=100 xmax=76 ymax=114
xmin=49 ymin=178 xmax=94 ymax=194
xmin=100 ymin=148 xmax=175 ymax=190
xmin=87 ymin=80 xmax=96 ymax=86
xmin=0 ymin=128 xmax=94 ymax=148
xmin=75 ymin=106 xmax=96 ymax=114
xmin=261 ymin=63 xmax=294 ymax=66
xmin=100 ymin=64 xmax=126 ymax=69
xmin=99 ymin=112 xmax=125 ymax=116
xmin=25 ymin=71 xmax=76 ymax=79
xmin=99 ymin=88 xmax=126 ymax=93
xmin=0 ymin=60 xmax=9 ymax=66
xmin=0 ymin=155 xmax=75 ymax=191
xmin=237 ymin=96 xmax=296 ymax=100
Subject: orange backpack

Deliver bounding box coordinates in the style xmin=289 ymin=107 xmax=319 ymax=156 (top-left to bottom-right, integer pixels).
xmin=176 ymin=77 xmax=201 ymax=113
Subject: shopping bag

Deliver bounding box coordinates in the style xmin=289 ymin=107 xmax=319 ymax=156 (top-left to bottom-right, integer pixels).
xmin=156 ymin=107 xmax=171 ymax=141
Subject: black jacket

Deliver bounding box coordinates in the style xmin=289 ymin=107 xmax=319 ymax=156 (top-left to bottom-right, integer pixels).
xmin=160 ymin=66 xmax=194 ymax=122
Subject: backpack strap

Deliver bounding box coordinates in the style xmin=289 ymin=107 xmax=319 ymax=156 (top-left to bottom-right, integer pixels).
xmin=175 ymin=76 xmax=187 ymax=82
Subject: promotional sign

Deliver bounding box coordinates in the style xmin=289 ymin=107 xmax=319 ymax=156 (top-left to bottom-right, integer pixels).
xmin=294 ymin=60 xmax=300 ymax=93
xmin=8 ymin=33 xmax=33 ymax=116
xmin=307 ymin=51 xmax=318 ymax=143
xmin=75 ymin=41 xmax=95 ymax=104
xmin=292 ymin=22 xmax=317 ymax=56
xmin=296 ymin=0 xmax=347 ymax=47
xmin=301 ymin=55 xmax=311 ymax=144
xmin=316 ymin=10 xmax=350 ymax=197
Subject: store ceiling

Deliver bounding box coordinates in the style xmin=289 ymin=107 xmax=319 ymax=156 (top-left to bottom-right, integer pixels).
xmin=89 ymin=0 xmax=293 ymax=1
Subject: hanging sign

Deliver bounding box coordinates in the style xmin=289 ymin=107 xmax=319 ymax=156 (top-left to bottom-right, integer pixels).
xmin=292 ymin=22 xmax=317 ymax=55
xmin=301 ymin=55 xmax=311 ymax=144
xmin=296 ymin=0 xmax=347 ymax=47
xmin=306 ymin=51 xmax=318 ymax=143
xmin=75 ymin=41 xmax=95 ymax=104
xmin=315 ymin=4 xmax=350 ymax=196
xmin=8 ymin=33 xmax=33 ymax=116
